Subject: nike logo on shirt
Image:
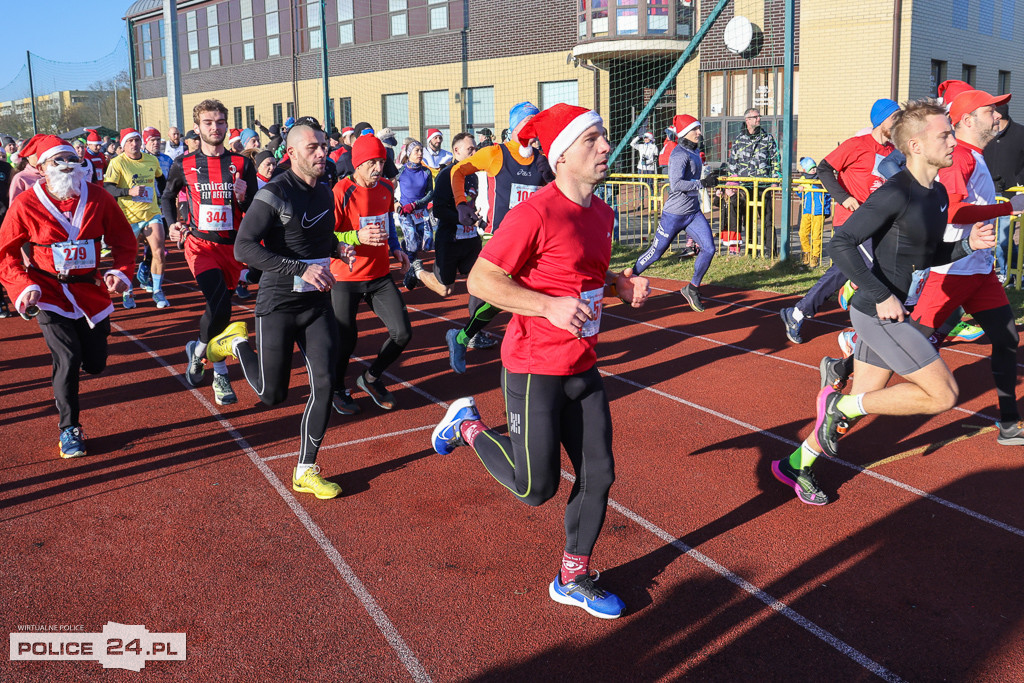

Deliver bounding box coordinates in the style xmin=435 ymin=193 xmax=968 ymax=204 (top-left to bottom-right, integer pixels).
xmin=940 ymin=204 xmax=948 ymax=212
xmin=301 ymin=208 xmax=331 ymax=229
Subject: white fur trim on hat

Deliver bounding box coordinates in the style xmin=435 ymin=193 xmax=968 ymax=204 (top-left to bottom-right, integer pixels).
xmin=548 ymin=110 xmax=603 ymax=173
xmin=120 ymin=131 xmax=141 ymax=149
xmin=37 ymin=145 xmax=77 ymax=165
xmin=677 ymin=119 xmax=700 ymax=137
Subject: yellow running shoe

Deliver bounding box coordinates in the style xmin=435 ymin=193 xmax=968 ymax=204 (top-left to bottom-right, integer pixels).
xmin=206 ymin=321 xmax=248 ymax=362
xmin=292 ymin=465 xmax=342 ymax=499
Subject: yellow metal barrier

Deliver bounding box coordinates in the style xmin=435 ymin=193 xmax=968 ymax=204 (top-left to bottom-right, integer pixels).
xmin=996 ymin=188 xmax=1023 ymax=290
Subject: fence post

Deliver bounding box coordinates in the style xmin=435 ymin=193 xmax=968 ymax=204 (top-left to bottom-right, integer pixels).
xmin=128 ymin=23 xmax=139 ymax=130
xmin=778 ymin=0 xmax=795 ymax=260
xmin=320 ymin=0 xmax=331 ymax=130
xmin=26 ymin=51 xmax=38 ymax=135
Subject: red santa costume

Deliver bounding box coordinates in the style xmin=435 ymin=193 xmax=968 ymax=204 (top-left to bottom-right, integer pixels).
xmin=0 ymin=135 xmax=136 ymax=455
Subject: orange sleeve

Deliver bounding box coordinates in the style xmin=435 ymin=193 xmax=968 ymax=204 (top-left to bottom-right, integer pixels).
xmin=451 ymin=146 xmax=504 ymax=205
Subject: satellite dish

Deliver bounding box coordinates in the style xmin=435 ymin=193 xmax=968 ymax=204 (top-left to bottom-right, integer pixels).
xmin=723 ymin=16 xmax=753 ymax=54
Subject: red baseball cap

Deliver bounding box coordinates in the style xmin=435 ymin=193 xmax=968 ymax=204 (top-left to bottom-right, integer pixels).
xmin=949 ymin=89 xmax=1012 ymax=124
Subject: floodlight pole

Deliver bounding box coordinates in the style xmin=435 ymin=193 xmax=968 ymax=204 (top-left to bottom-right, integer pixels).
xmin=778 ymin=0 xmax=795 ymax=260
xmin=163 ymin=0 xmax=184 ymax=132
xmin=26 ymin=51 xmax=38 ymax=135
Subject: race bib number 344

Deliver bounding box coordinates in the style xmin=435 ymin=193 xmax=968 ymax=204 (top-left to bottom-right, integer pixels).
xmin=199 ymin=205 xmax=233 ymax=231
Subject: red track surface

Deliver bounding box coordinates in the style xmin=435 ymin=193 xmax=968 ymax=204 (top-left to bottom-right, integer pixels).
xmin=3 ymin=258 xmax=1024 ymax=681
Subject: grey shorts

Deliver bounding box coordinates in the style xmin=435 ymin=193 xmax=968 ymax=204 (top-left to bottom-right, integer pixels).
xmin=849 ymin=305 xmax=941 ymax=376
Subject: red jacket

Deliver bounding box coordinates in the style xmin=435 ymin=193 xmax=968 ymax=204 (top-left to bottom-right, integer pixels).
xmin=0 ymin=180 xmax=136 ymax=325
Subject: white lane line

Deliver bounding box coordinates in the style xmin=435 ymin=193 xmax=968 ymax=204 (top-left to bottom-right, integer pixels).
xmin=263 ymin=425 xmax=436 ymax=462
xmin=601 ymin=369 xmax=1024 ymax=540
xmin=602 ymin=310 xmax=996 ymax=422
xmin=113 ymin=323 xmax=432 ymax=683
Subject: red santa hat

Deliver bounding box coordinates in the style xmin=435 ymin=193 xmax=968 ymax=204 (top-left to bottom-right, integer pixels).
xmin=120 ymin=128 xmax=141 ymax=148
xmin=21 ymin=134 xmax=76 ymax=165
xmin=142 ymin=127 xmax=161 ymax=144
xmin=672 ymin=114 xmax=701 ymax=138
xmin=228 ymin=129 xmax=242 ymax=144
xmin=340 ymin=126 xmax=355 ymax=136
xmin=86 ymin=129 xmax=102 ymax=147
xmin=937 ymin=79 xmax=973 ymax=108
xmin=517 ymin=103 xmax=603 ymax=171
xmin=426 ymin=128 xmax=442 ymax=141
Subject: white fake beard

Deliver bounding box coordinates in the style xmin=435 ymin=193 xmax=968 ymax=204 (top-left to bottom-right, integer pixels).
xmin=44 ymin=164 xmax=88 ymax=200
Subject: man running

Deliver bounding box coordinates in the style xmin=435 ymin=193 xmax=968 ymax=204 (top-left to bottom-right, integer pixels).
xmin=779 ymin=98 xmax=899 ymax=343
xmin=164 ymin=99 xmax=258 ymax=406
xmin=329 ymin=134 xmax=412 ymax=415
xmin=405 ymin=132 xmax=479 ymax=297
xmin=631 ymin=114 xmax=718 ymax=311
xmin=219 ymin=120 xmax=355 ymax=499
xmin=431 ymin=104 xmax=650 ymax=619
xmin=83 ymin=130 xmax=107 ymax=184
xmin=422 ymin=129 xmax=453 ymax=171
xmin=772 ymin=99 xmax=995 ymax=506
xmin=104 ymin=127 xmax=168 ymax=309
xmin=0 ymin=135 xmax=135 ymax=458
xmin=445 ymin=102 xmax=555 ymax=372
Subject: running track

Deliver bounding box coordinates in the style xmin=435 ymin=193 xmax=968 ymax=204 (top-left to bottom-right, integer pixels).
xmin=3 ymin=258 xmax=1024 ymax=681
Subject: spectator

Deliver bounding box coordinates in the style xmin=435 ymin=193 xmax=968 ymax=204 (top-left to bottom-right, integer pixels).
xmin=183 ymin=130 xmax=200 ymax=154
xmin=476 ymin=128 xmax=494 ymax=148
xmin=727 ymin=108 xmax=780 ymax=254
xmin=240 ymin=128 xmax=260 ymax=152
xmin=796 ymin=157 xmax=831 ymax=268
xmin=658 ymin=127 xmax=677 ymax=169
xmin=983 ymin=102 xmax=1024 ymax=283
xmin=630 ymin=131 xmax=659 ymax=176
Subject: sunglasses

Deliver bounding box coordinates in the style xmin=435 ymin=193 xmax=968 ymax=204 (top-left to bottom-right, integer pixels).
xmin=50 ymin=156 xmax=82 ymax=169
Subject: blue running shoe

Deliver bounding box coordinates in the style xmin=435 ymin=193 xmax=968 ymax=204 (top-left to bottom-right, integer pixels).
xmin=549 ymin=572 xmax=625 ymax=619
xmin=446 ymin=328 xmax=467 ymax=374
xmin=431 ymin=397 xmax=479 ymax=455
xmin=136 ymin=262 xmax=153 ymax=292
xmin=59 ymin=426 xmax=87 ymax=459
xmin=779 ymin=307 xmax=803 ymax=344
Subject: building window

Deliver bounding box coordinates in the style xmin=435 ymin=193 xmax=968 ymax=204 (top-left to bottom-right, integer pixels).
xmin=383 ymin=92 xmax=410 ymax=139
xmin=999 ymin=70 xmax=1011 ymax=95
xmin=266 ymin=0 xmax=281 ymax=57
xmin=390 ymin=0 xmax=408 ymax=37
xmin=540 ymin=81 xmax=579 ymax=109
xmin=241 ymin=0 xmax=255 ymax=60
xmin=617 ymin=0 xmax=638 ymax=35
xmin=962 ymin=64 xmax=976 ymax=85
xmin=273 ymin=103 xmax=283 ymax=125
xmin=931 ymin=60 xmax=947 ymax=96
xmin=338 ymin=97 xmax=352 ymax=127
xmin=429 ymin=0 xmax=448 ymax=30
xmin=140 ymin=22 xmax=154 ymax=77
xmin=648 ymin=0 xmax=670 ymax=34
xmin=186 ymin=11 xmax=199 ymax=70
xmin=307 ymin=0 xmax=322 ymax=50
xmin=234 ymin=107 xmax=243 ymax=130
xmin=463 ymin=86 xmax=494 ymax=136
xmin=339 ymin=0 xmax=354 ymax=43
xmin=676 ymin=0 xmax=693 ymax=38
xmin=207 ymin=6 xmax=220 ymax=67
xmin=420 ymin=90 xmax=450 ymax=148
xmin=245 ymin=105 xmax=256 ymax=127
xmin=287 ymin=102 xmax=296 ymax=120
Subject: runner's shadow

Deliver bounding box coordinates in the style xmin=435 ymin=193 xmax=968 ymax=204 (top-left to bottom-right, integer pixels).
xmin=334 ymin=448 xmax=436 ymax=497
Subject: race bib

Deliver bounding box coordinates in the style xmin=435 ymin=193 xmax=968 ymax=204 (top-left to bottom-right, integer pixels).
xmin=292 ymin=258 xmax=331 ymax=293
xmin=132 ymin=186 xmax=154 ymax=203
xmin=579 ymin=287 xmax=604 ymax=338
xmin=455 ymin=222 xmax=478 ymax=240
xmin=509 ymin=183 xmax=538 ymax=209
xmin=411 ymin=209 xmax=427 ymax=222
xmin=359 ymin=214 xmax=387 ymax=237
xmin=904 ymin=268 xmax=930 ymax=307
xmin=51 ymin=239 xmax=97 ymax=272
xmin=199 ymin=205 xmax=233 ymax=231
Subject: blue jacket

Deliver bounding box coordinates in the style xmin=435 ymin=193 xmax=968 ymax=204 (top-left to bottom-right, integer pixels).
xmin=800 ymin=173 xmax=831 ymax=216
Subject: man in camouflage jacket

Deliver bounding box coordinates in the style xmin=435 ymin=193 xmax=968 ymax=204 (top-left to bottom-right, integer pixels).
xmin=726 ymin=108 xmax=781 ymax=254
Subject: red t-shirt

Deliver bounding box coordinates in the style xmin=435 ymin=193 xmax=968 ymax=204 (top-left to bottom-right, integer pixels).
xmin=823 ymin=133 xmax=893 ymax=227
xmin=479 ymin=182 xmax=613 ymax=376
xmin=937 ymin=139 xmax=1012 ymax=224
xmin=331 ymin=177 xmax=395 ymax=281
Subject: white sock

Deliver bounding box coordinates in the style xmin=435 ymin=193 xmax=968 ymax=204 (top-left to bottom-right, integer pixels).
xmin=295 ymin=462 xmax=314 ymax=478
xmin=792 ymin=308 xmax=805 ymax=322
xmin=213 ymin=360 xmax=228 ymax=375
xmin=194 ymin=340 xmax=208 ymax=358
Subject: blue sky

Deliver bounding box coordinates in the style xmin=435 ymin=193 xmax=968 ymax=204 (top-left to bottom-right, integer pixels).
xmin=0 ymin=0 xmax=132 ymax=91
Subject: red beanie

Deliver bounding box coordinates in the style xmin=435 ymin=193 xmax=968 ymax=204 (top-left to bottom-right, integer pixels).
xmin=517 ymin=103 xmax=603 ymax=172
xmin=351 ymin=134 xmax=387 ymax=169
xmin=142 ymin=127 xmax=161 ymax=144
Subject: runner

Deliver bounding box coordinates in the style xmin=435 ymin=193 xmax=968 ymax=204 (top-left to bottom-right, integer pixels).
xmin=163 ymin=99 xmax=258 ymax=406
xmin=906 ymin=89 xmax=1024 ymax=445
xmin=771 ymin=99 xmax=994 ymax=506
xmin=393 ymin=139 xmax=434 ymax=282
xmin=779 ymin=98 xmax=899 ymax=343
xmin=0 ymin=135 xmax=136 ymax=458
xmin=329 ymin=133 xmax=412 ymax=415
xmin=430 ymin=104 xmax=650 ymax=619
xmin=445 ymin=102 xmax=555 ymax=373
xmin=422 ymin=128 xmax=453 ymax=171
xmin=405 ymin=132 xmax=479 ymax=297
xmin=83 ymin=130 xmax=107 ymax=184
xmin=104 ymin=127 xmax=168 ymax=310
xmin=222 ymin=121 xmax=355 ymax=499
xmin=631 ymin=114 xmax=718 ymax=311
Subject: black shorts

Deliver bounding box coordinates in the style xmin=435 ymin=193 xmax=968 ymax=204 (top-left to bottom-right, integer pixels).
xmin=434 ymin=233 xmax=481 ymax=286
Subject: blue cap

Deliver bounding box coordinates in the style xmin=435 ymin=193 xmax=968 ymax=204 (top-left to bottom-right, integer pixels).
xmin=870 ymin=99 xmax=900 ymax=129
xmin=284 ymin=116 xmax=296 ymax=128
xmin=799 ymin=157 xmax=816 ymax=173
xmin=240 ymin=128 xmax=257 ymax=146
xmin=509 ymin=102 xmax=540 ymax=131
